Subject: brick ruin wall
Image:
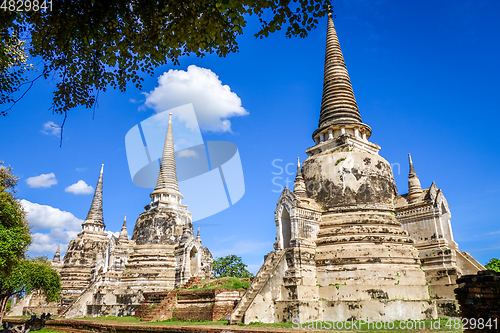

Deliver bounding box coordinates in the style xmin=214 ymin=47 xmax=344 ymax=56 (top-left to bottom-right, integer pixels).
xmin=136 ymin=289 xmax=245 ymax=322
xmin=454 ymin=270 xmax=500 ymax=332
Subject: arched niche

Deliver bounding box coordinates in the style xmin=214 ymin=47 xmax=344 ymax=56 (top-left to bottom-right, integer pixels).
xmin=281 ymin=207 xmax=292 ymax=249
xmin=189 ymin=246 xmax=199 ymax=276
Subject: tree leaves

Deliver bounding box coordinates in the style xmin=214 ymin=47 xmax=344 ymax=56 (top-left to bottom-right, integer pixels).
xmin=0 ymin=0 xmax=332 ymax=115
xmin=0 ymin=161 xmax=31 ymax=276
xmin=213 ymin=254 xmax=253 ymax=278
xmin=485 ymin=258 xmax=500 ymax=273
xmin=0 ymin=162 xmax=60 ymax=326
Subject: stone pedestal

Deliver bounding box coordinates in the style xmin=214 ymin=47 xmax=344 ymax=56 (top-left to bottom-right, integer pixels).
xmin=120 ymin=244 xmax=177 ymax=292
xmin=303 ymin=150 xmax=436 ymax=320
xmin=60 ymin=233 xmax=109 ymax=302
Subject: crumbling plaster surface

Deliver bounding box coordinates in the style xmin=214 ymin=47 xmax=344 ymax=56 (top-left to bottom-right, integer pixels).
xmin=243 ymin=251 xmax=288 ymax=324
xmin=456 ymin=250 xmax=485 ymax=275
xmin=303 ymin=152 xmax=397 ymax=210
xmin=321 ymin=300 xmax=437 ymax=321
xmin=60 ymin=234 xmax=109 ymax=301
xmin=132 ymin=207 xmax=191 ymax=245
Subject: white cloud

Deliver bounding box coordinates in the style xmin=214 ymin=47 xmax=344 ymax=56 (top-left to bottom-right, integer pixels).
xmin=42 ymin=121 xmax=61 ymax=136
xmin=21 ymin=199 xmax=83 ymax=232
xmin=21 ymin=200 xmax=83 ymax=258
xmin=144 ymin=65 xmax=248 ymax=133
xmin=76 ymin=167 xmax=87 ymax=172
xmin=178 ymin=149 xmax=198 ymax=158
xmin=30 ymin=230 xmax=75 ymax=255
xmin=26 ymin=173 xmax=57 ymax=188
xmin=22 ymin=200 xmax=124 ymax=259
xmin=65 ymin=180 xmax=94 ymax=195
xmin=129 ymin=98 xmax=143 ymax=104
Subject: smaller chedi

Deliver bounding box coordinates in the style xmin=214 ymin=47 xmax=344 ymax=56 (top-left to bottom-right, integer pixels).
xmin=9 ymin=113 xmax=213 ymax=318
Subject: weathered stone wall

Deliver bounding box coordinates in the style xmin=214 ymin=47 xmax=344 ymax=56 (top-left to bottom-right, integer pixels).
xmin=454 ymin=270 xmax=500 ymax=332
xmin=132 ymin=207 xmax=191 ymax=245
xmin=303 ymin=152 xmax=397 ymax=210
xmin=134 ymin=289 xmax=243 ymax=322
xmin=22 ymin=306 xmax=62 ymax=316
xmin=304 ymin=150 xmax=436 ymax=321
xmin=7 ymin=290 xmax=61 ymax=317
xmin=243 ymin=251 xmax=288 ymax=324
xmin=174 ymin=289 xmax=243 ymax=322
xmin=456 ymin=250 xmax=486 ymax=275
xmin=60 ymin=233 xmax=109 ymax=302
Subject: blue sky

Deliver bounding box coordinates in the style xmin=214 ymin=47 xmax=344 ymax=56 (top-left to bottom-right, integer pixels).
xmin=2 ymin=0 xmax=499 ymax=273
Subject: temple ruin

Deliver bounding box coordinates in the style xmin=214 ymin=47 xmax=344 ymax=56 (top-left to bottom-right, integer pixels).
xmin=8 ymin=112 xmax=213 ymax=318
xmin=229 ymin=14 xmax=484 ymax=324
xmin=9 ymin=15 xmax=486 ymax=324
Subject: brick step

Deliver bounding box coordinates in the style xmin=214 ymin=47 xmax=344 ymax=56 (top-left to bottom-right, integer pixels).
xmin=140 ymin=290 xmax=178 ymax=322
xmin=183 ymin=276 xmax=203 ymax=289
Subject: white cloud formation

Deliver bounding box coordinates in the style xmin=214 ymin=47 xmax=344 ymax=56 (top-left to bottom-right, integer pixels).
xmin=65 ymin=180 xmax=94 ymax=195
xmin=76 ymin=167 xmax=87 ymax=172
xmin=21 ymin=199 xmax=83 ymax=232
xmin=42 ymin=121 xmax=61 ymax=136
xmin=21 ymin=200 xmax=82 ymax=257
xmin=178 ymin=149 xmax=198 ymax=158
xmin=26 ymin=173 xmax=57 ymax=188
xmin=22 ymin=200 xmax=124 ymax=259
xmin=144 ymin=65 xmax=248 ymax=133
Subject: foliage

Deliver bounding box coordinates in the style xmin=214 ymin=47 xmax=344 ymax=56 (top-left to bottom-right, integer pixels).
xmin=0 ymin=33 xmax=37 ymax=116
xmin=1 ymin=0 xmax=331 ymax=116
xmin=485 ymin=258 xmax=500 ymax=272
xmin=187 ymin=277 xmax=250 ymax=290
xmin=0 ymin=162 xmax=61 ymax=326
xmin=0 ymin=161 xmax=31 ymax=277
xmin=212 ymin=254 xmax=253 ymax=278
xmin=2 ymin=259 xmax=61 ymax=301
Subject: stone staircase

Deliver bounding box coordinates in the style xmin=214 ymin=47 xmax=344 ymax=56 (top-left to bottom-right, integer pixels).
xmin=230 ymin=250 xmax=285 ymax=324
xmin=135 ymin=290 xmax=178 ymax=322
xmin=134 ymin=276 xmax=202 ymax=322
xmin=59 ymin=274 xmax=103 ymax=317
xmin=182 ymin=276 xmax=202 ymax=289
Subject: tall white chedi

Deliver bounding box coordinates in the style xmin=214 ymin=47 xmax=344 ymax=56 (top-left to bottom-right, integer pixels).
xmin=59 ymin=165 xmax=109 ymax=303
xmin=121 ymin=113 xmax=212 ymax=293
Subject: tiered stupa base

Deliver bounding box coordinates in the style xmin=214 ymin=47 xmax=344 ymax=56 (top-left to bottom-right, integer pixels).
xmin=60 ymin=233 xmax=109 ymax=303
xmin=302 ymin=149 xmax=437 ymax=320
xmin=120 ymin=244 xmax=177 ymax=293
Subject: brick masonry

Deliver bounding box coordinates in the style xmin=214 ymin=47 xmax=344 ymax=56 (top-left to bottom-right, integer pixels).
xmin=454 ymin=270 xmax=500 ymax=332
xmin=135 ymin=289 xmax=245 ymax=323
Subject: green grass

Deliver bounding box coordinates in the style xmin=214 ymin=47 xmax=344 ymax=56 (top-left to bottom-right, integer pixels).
xmin=185 ymin=277 xmax=250 ymax=290
xmin=291 ymin=318 xmax=463 ymax=332
xmin=73 ymin=315 xmax=142 ymax=323
xmin=34 ymin=316 xmax=463 ymax=332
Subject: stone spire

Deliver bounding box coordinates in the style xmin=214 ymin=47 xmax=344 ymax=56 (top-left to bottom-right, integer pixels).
xmin=82 ymin=164 xmax=106 ymax=232
xmin=312 ymin=14 xmax=372 ymax=143
xmin=150 ymin=113 xmax=183 ymax=205
xmin=197 ymin=226 xmax=201 ymax=240
xmin=119 ymin=215 xmax=129 ymax=241
xmin=53 ymin=243 xmax=61 ymax=261
xmin=408 ymin=153 xmax=423 ymax=203
xmin=294 ymin=157 xmax=307 ymax=197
